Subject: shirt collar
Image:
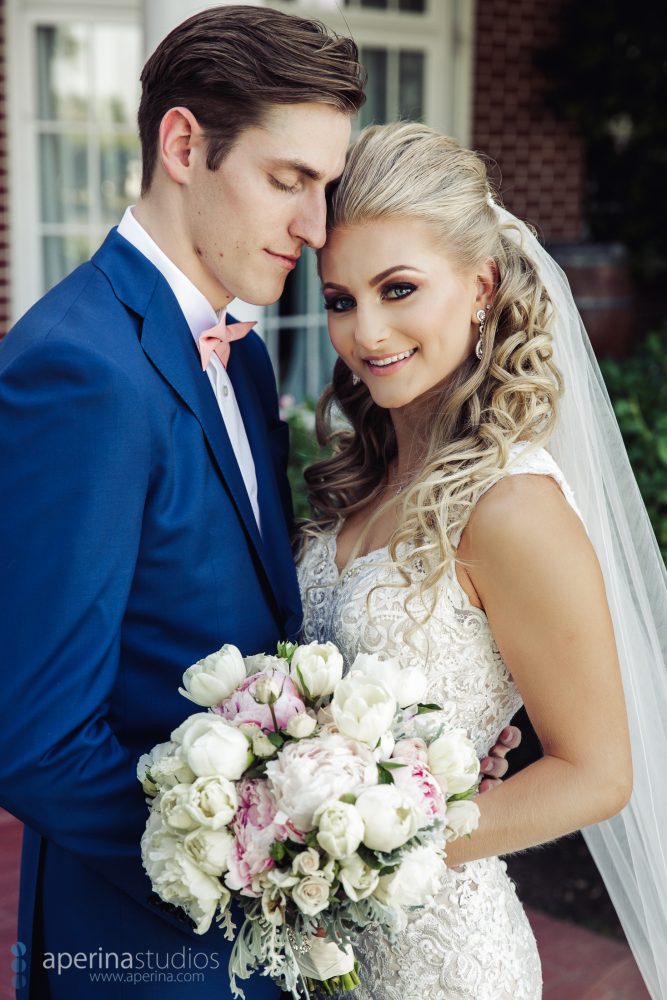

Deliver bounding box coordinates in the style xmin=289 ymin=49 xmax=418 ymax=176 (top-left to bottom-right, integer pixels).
xmin=117 ymin=206 xmax=221 ymax=341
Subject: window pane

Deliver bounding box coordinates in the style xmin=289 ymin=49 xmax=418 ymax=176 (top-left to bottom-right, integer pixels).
xmin=398 ymin=0 xmax=426 ymax=11
xmin=42 ymin=235 xmax=90 ymax=289
xmin=39 ymin=133 xmax=89 ymax=223
xmin=92 ymin=25 xmax=141 ymax=125
xmin=36 ymin=25 xmax=89 ymax=122
xmin=359 ymin=47 xmax=388 ymax=127
xmin=398 ymin=50 xmax=425 ymax=120
xmin=100 ymin=134 xmax=141 ymax=224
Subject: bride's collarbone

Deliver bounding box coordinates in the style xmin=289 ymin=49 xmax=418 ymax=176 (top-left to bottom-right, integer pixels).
xmin=334 ymin=506 xmax=397 ymax=574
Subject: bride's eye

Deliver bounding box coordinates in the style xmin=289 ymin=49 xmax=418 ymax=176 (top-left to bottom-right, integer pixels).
xmin=381 ymin=281 xmax=417 ymax=301
xmin=323 ymin=294 xmax=356 ymax=313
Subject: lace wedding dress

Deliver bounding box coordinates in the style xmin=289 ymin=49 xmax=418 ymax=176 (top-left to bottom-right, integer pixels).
xmin=297 ymin=446 xmax=582 ymax=1000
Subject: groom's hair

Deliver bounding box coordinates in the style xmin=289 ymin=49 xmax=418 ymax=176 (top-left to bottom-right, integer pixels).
xmin=138 ymin=4 xmax=365 ymax=193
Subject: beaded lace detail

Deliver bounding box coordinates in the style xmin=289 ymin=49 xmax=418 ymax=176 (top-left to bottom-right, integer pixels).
xmin=297 ymin=446 xmax=580 ymax=999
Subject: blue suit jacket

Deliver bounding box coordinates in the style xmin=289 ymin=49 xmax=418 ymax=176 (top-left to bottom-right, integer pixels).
xmin=0 ymin=229 xmax=302 ymax=997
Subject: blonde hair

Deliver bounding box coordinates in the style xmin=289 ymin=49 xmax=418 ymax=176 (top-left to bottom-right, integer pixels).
xmin=303 ymin=122 xmax=563 ymax=607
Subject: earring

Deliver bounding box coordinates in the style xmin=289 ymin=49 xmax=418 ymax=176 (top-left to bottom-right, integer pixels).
xmin=351 ymin=373 xmax=360 ymax=386
xmin=475 ymin=308 xmax=487 ymax=360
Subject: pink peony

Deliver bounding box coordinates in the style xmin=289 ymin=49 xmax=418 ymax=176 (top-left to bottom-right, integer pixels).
xmin=224 ymin=778 xmax=303 ymax=897
xmin=390 ymin=758 xmax=447 ymax=826
xmin=391 ymin=737 xmax=429 ymax=765
xmin=215 ymin=670 xmax=305 ymax=732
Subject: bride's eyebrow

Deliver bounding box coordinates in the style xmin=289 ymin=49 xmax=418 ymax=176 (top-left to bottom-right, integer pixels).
xmin=370 ymin=266 xmax=424 ymax=286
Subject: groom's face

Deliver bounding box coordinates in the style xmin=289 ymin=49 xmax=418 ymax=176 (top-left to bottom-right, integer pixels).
xmin=186 ymin=103 xmax=351 ymax=308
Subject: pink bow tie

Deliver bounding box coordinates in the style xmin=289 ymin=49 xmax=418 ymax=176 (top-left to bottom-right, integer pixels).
xmin=197 ymin=311 xmax=256 ymax=370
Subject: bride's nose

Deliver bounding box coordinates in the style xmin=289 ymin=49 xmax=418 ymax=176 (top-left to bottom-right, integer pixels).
xmin=353 ymin=308 xmax=391 ymax=353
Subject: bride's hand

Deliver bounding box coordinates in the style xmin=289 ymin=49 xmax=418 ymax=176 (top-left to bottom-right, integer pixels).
xmin=478 ymin=725 xmax=521 ymax=792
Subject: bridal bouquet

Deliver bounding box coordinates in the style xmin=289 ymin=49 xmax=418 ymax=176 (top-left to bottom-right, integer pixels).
xmin=138 ymin=641 xmax=481 ymax=998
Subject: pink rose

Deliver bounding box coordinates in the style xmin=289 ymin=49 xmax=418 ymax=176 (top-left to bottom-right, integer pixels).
xmin=390 ymin=758 xmax=447 ymax=826
xmin=215 ymin=670 xmax=305 ymax=732
xmin=224 ymin=778 xmax=303 ymax=897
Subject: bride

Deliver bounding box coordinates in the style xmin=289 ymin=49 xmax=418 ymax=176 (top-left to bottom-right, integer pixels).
xmin=295 ymin=122 xmax=665 ymax=999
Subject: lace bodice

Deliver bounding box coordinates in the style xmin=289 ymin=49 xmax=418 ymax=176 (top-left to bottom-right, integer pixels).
xmin=296 ymin=446 xmax=579 ymax=999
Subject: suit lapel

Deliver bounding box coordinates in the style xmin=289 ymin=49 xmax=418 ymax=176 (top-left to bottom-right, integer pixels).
xmin=92 ymin=231 xmax=285 ymax=624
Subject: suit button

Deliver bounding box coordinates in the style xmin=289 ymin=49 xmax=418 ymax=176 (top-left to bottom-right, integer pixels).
xmin=222 ymin=385 xmax=229 ymax=398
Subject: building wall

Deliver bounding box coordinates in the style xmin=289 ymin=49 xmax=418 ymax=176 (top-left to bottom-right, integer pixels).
xmin=0 ymin=4 xmax=9 ymax=336
xmin=472 ymin=0 xmax=584 ymax=243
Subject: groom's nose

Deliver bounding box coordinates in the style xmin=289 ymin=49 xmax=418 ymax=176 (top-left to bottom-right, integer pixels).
xmin=289 ymin=189 xmax=328 ymax=249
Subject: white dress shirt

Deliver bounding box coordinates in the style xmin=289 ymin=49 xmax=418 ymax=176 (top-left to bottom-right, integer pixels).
xmin=117 ymin=207 xmax=261 ymax=531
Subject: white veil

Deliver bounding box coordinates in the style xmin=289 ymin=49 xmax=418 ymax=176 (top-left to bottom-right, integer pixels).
xmin=494 ymin=203 xmax=667 ymax=999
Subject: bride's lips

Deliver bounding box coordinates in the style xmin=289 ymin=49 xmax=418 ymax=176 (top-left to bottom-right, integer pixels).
xmin=265 ymin=249 xmax=299 ymax=270
xmin=363 ymin=348 xmax=418 ymax=377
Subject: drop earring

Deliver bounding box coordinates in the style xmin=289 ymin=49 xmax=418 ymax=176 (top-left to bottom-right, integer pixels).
xmin=351 ymin=373 xmax=360 ymax=386
xmin=475 ymin=308 xmax=487 ymax=360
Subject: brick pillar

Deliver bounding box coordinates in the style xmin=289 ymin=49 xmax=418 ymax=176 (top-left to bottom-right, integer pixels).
xmin=0 ymin=3 xmax=9 ymax=337
xmin=472 ymin=0 xmax=584 ymax=243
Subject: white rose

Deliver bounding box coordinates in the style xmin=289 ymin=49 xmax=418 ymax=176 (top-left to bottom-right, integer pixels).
xmin=141 ymin=813 xmax=227 ymax=934
xmin=355 ymin=785 xmax=419 ymax=852
xmin=339 ymin=854 xmax=380 ymax=901
xmin=266 ymin=868 xmax=300 ymax=891
xmin=427 ymin=730 xmax=481 ymax=795
xmin=315 ymin=801 xmax=364 ymax=859
xmin=266 ymin=730 xmax=377 ymax=831
xmin=292 ymin=874 xmax=331 ymax=916
xmin=374 ymin=845 xmax=445 ymax=908
xmin=186 ymin=775 xmax=237 ymax=829
xmin=172 ymin=713 xmax=252 ymax=779
xmin=160 ymin=784 xmax=199 ymax=831
xmin=290 ymin=642 xmax=344 ymax=699
xmin=244 ymin=653 xmax=289 ymax=676
xmin=179 ymin=644 xmax=246 ymax=707
xmin=350 ymin=653 xmax=428 ymax=709
xmin=285 ymin=712 xmax=318 ymax=739
xmin=252 ymin=730 xmax=278 ymax=758
xmin=254 ymin=674 xmax=283 ymax=705
xmin=444 ymin=799 xmax=480 ymax=841
xmin=183 ymin=826 xmax=234 ymax=876
xmin=291 ymin=848 xmax=321 ymax=876
xmin=331 ymin=675 xmax=396 ymax=748
xmin=137 ymin=742 xmax=195 ymax=795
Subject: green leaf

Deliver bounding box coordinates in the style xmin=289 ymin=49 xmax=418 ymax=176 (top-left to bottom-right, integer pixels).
xmin=269 ymin=841 xmax=286 ymax=862
xmin=296 ymin=666 xmax=313 ymax=701
xmin=266 ymin=731 xmax=285 ymax=748
xmin=378 ymin=760 xmax=408 ymax=770
xmin=417 ymin=703 xmax=442 ymax=714
xmin=377 ymin=766 xmax=394 ymax=785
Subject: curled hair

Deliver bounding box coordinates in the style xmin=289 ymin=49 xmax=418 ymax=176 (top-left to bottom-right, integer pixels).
xmin=138 ymin=5 xmax=365 ymax=193
xmin=303 ymin=123 xmax=563 ymax=606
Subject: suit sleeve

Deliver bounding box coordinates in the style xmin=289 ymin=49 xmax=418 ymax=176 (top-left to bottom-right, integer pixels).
xmin=0 ymin=336 xmax=192 ymax=929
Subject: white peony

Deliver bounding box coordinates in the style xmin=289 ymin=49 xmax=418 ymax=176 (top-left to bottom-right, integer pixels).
xmin=427 ymin=730 xmax=481 ymax=795
xmin=331 ymin=674 xmax=396 ymax=748
xmin=374 ymin=845 xmax=445 ymax=908
xmin=290 ymin=642 xmax=344 ymax=699
xmin=186 ymin=775 xmax=237 ymax=829
xmin=179 ymin=644 xmax=246 ymax=707
xmin=183 ymin=826 xmax=234 ymax=876
xmin=339 ymin=854 xmax=380 ymax=901
xmin=315 ymin=800 xmax=365 ymax=859
xmin=171 ymin=713 xmax=252 ymax=779
xmin=244 ymin=653 xmax=289 ymax=676
xmin=350 ymin=653 xmax=428 ymax=709
xmin=266 ymin=730 xmax=377 ymax=831
xmin=141 ymin=812 xmax=228 ymax=934
xmin=285 ymin=712 xmax=318 ymax=739
xmin=444 ymin=799 xmax=480 ymax=841
xmin=292 ymin=874 xmax=331 ymax=916
xmin=355 ymin=785 xmax=420 ymax=852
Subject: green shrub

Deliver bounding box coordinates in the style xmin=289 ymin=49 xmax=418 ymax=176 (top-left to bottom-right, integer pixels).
xmin=599 ymin=330 xmax=667 ymax=561
xmin=283 ymin=399 xmax=330 ymax=521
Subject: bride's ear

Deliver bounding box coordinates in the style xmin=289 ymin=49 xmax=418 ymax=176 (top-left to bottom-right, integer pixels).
xmin=473 ymin=259 xmax=499 ymax=311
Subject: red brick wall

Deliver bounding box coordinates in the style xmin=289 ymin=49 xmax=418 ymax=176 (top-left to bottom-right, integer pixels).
xmin=472 ymin=0 xmax=584 ymax=243
xmin=0 ymin=3 xmax=9 ymax=336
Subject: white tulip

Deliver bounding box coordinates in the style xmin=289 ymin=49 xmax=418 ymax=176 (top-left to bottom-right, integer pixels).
xmin=339 ymin=854 xmax=380 ymax=901
xmin=160 ymin=783 xmax=199 ymax=831
xmin=179 ymin=644 xmax=246 ymax=707
xmin=374 ymin=845 xmax=444 ymax=908
xmin=350 ymin=653 xmax=428 ymax=709
xmin=427 ymin=730 xmax=480 ymax=795
xmin=355 ymin=784 xmax=419 ymax=852
xmin=186 ymin=775 xmax=237 ymax=829
xmin=172 ymin=713 xmax=252 ymax=779
xmin=331 ymin=674 xmax=396 ymax=748
xmin=315 ymin=800 xmax=365 ymax=859
xmin=444 ymin=799 xmax=480 ymax=841
xmin=183 ymin=826 xmax=234 ymax=876
xmin=290 ymin=642 xmax=344 ymax=699
xmin=137 ymin=741 xmax=195 ymax=795
xmin=244 ymin=653 xmax=289 ymax=676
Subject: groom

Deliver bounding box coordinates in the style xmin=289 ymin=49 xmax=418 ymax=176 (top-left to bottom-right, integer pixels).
xmin=0 ymin=5 xmax=517 ymax=998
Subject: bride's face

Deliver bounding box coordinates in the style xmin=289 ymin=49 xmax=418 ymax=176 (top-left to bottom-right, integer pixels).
xmin=320 ymin=217 xmax=485 ymax=412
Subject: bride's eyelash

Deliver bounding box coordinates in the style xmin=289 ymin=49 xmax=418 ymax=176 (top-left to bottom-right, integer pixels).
xmin=323 ymin=295 xmax=355 ymax=313
xmin=270 ymin=176 xmax=300 ymax=194
xmin=381 ymin=281 xmax=417 ymax=300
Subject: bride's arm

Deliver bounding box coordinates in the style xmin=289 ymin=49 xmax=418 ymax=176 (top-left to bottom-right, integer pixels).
xmin=444 ymin=472 xmax=632 ymax=867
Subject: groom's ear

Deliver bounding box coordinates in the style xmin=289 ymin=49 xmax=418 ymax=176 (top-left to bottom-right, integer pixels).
xmin=158 ymin=107 xmax=205 ymax=186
